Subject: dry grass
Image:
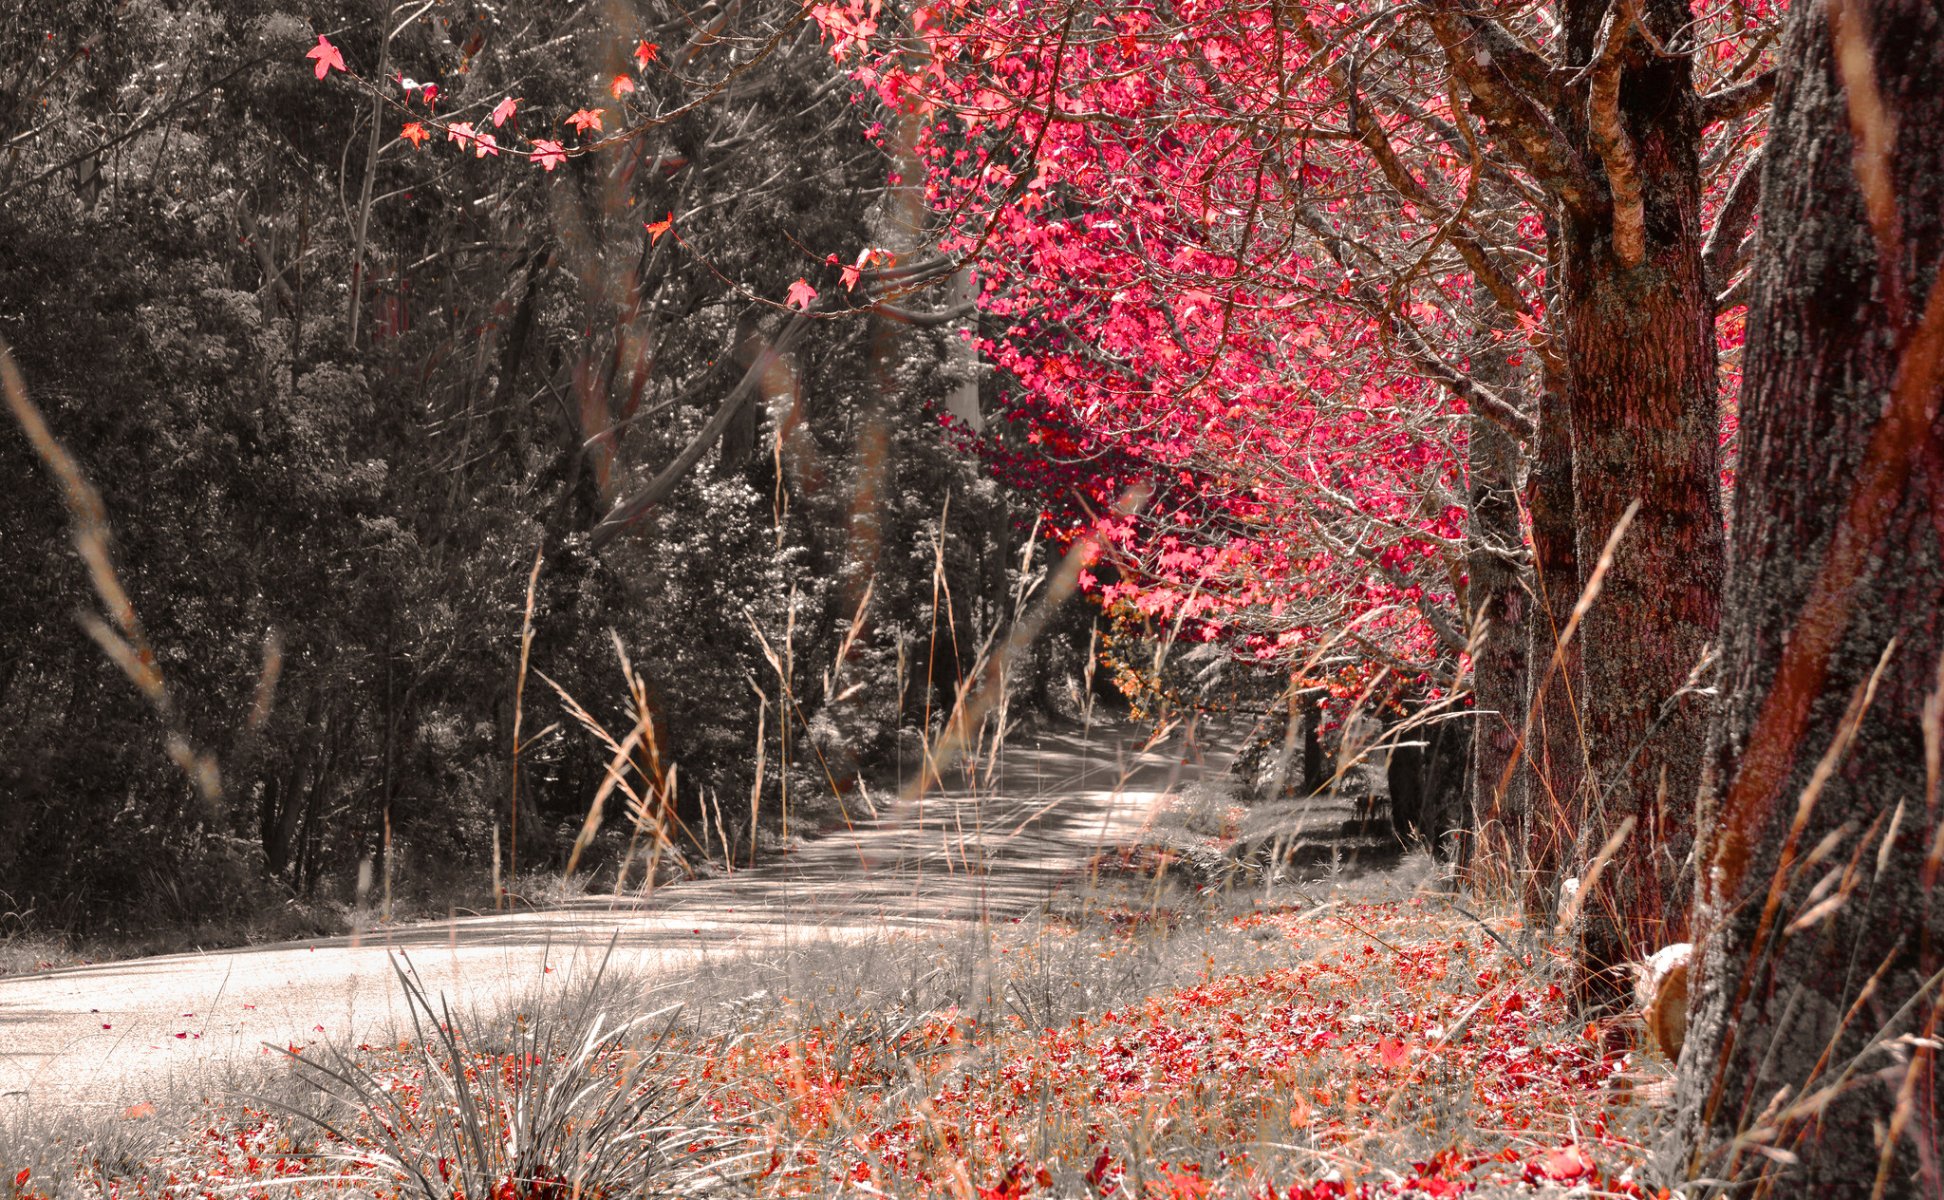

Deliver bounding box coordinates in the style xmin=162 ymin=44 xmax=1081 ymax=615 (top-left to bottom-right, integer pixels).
xmin=0 ymin=858 xmax=1674 ymax=1200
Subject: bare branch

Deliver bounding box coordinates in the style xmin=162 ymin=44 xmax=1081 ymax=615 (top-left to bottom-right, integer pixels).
xmin=1419 ymin=2 xmax=1601 ymax=217
xmin=589 ymin=312 xmax=810 ymax=549
xmin=1704 ymin=145 xmax=1765 ymax=299
xmin=1700 ymin=68 xmax=1777 ymax=126
xmin=1587 ymin=11 xmax=1647 ymax=268
xmin=869 ymin=300 xmax=977 ymax=327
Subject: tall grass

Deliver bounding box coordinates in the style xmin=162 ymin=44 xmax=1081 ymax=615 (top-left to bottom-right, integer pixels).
xmin=274 ymin=952 xmax=711 ymax=1200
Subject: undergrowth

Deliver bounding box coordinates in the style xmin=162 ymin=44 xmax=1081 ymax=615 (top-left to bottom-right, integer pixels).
xmin=0 ymin=861 xmax=1674 ymax=1200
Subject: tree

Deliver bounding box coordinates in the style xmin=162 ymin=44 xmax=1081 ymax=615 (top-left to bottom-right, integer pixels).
xmin=1673 ymin=0 xmax=1943 ymax=1190
xmin=834 ymin=0 xmax=1771 ymax=1002
xmin=0 ymin=0 xmax=1022 ymax=931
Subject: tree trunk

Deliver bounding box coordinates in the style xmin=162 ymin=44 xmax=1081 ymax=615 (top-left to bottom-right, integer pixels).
xmin=1556 ymin=0 xmax=1727 ymax=1007
xmin=1466 ymin=366 xmax=1531 ymax=881
xmin=1520 ymin=376 xmax=1585 ymax=930
xmin=1674 ymin=2 xmax=1944 ymax=1191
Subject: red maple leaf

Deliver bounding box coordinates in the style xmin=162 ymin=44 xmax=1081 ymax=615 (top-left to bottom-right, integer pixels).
xmin=305 ymin=35 xmax=345 ymax=80
xmin=400 ymin=122 xmax=430 ymax=148
xmin=610 ymin=74 xmax=636 ymax=98
xmin=634 ymin=39 xmax=659 ymax=67
xmin=644 ymin=213 xmax=673 ymax=243
xmin=489 ymin=96 xmax=519 ymax=127
xmin=1526 ymin=1145 xmax=1595 ymax=1183
xmin=1377 ymin=1037 xmax=1410 ymax=1069
xmin=565 ymin=108 xmax=605 ymax=135
xmin=785 ymin=278 xmax=818 ymax=310
xmin=530 ymin=140 xmax=567 ymax=171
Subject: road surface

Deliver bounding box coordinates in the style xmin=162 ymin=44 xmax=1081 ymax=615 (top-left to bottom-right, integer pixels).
xmin=0 ymin=723 xmax=1215 ymax=1109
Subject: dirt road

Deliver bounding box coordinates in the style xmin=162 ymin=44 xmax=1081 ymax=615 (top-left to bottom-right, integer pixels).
xmin=0 ymin=724 xmax=1215 ymax=1109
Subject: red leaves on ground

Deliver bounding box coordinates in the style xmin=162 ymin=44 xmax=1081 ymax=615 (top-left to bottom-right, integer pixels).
xmin=1523 ymin=1144 xmax=1596 ymax=1184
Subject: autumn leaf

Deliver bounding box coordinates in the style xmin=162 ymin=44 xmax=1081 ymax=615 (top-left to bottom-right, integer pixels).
xmin=1528 ymin=1145 xmax=1595 ymax=1182
xmin=122 ymin=1101 xmax=155 ymax=1120
xmin=400 ymin=122 xmax=430 ymax=148
xmin=305 ymin=35 xmax=346 ymax=80
xmin=645 ymin=213 xmax=673 ymax=243
xmin=565 ymin=108 xmax=605 ymax=135
xmin=634 ymin=39 xmax=659 ymax=68
xmin=530 ymin=140 xmax=567 ymax=171
xmin=1378 ymin=1036 xmax=1410 ymax=1069
xmin=489 ymin=96 xmax=520 ymax=127
xmin=471 ymin=132 xmax=499 ymax=158
xmin=446 ymin=121 xmax=476 ymax=148
xmin=785 ymin=278 xmax=818 ymax=310
xmin=610 ymin=74 xmax=636 ymax=98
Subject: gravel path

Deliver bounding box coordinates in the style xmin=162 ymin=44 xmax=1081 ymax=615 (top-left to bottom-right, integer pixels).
xmin=0 ymin=723 xmax=1216 ymax=1110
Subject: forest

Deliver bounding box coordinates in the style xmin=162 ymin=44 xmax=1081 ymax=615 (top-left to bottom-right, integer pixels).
xmin=1 ymin=0 xmax=1939 ymax=1195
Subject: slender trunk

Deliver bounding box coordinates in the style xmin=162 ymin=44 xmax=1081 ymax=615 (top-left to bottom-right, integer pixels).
xmin=1675 ymin=2 xmax=1944 ymax=1190
xmin=1465 ymin=324 xmax=1531 ymax=881
xmin=1520 ymin=376 xmax=1584 ymax=930
xmin=1300 ymin=692 xmax=1326 ymax=796
xmin=1557 ymin=0 xmax=1726 ymax=1007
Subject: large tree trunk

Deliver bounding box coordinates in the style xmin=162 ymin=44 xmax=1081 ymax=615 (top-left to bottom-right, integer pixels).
xmin=1674 ymin=2 xmax=1944 ymax=1191
xmin=1555 ymin=0 xmax=1727 ymax=1007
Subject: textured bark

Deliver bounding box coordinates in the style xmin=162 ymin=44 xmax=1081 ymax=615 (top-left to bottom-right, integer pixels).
xmin=1520 ymin=378 xmax=1585 ymax=929
xmin=1466 ymin=362 xmax=1532 ymax=879
xmin=1556 ymin=0 xmax=1727 ymax=1007
xmin=1673 ymin=2 xmax=1944 ymax=1191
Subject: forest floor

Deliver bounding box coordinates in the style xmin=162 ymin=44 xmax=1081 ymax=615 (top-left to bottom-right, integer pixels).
xmin=0 ymin=723 xmax=1675 ymax=1198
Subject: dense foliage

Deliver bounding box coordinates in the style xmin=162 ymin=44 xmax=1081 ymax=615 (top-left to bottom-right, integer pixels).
xmin=0 ymin=0 xmax=1046 ymax=932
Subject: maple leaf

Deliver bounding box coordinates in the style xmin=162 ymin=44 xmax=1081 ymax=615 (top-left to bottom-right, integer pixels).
xmin=1377 ymin=1037 xmax=1410 ymax=1069
xmin=472 ymin=131 xmax=499 ymax=158
xmin=785 ymin=278 xmax=818 ymax=310
xmin=610 ymin=74 xmax=636 ymax=98
xmin=306 ymin=35 xmax=346 ymax=80
xmin=841 ymin=263 xmax=863 ymax=290
xmin=489 ymin=96 xmax=519 ymax=127
xmin=446 ymin=121 xmax=476 ymax=148
xmin=530 ymin=140 xmax=567 ymax=171
xmin=400 ymin=122 xmax=430 ymax=148
xmin=634 ymin=39 xmax=659 ymax=68
xmin=644 ymin=214 xmax=673 ymax=243
xmin=565 ymin=108 xmax=605 ymax=135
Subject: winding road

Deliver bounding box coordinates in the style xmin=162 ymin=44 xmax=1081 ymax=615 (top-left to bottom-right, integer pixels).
xmin=0 ymin=723 xmax=1217 ymax=1110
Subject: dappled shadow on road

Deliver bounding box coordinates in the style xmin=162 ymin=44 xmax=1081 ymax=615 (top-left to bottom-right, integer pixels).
xmin=9 ymin=723 xmax=1203 ymax=981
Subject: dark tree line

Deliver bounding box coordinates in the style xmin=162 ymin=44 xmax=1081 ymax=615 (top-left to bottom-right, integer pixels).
xmin=0 ymin=0 xmax=1047 ymax=933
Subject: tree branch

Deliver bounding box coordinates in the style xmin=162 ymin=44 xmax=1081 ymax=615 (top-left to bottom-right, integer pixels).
xmin=1703 ymin=145 xmax=1765 ymax=298
xmin=588 ymin=312 xmax=810 ymax=550
xmin=1699 ymin=68 xmax=1777 ymax=126
xmin=1587 ymin=12 xmax=1647 ymax=268
xmin=1419 ymin=2 xmax=1600 ymax=218
xmin=869 ymin=300 xmax=976 ymax=327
